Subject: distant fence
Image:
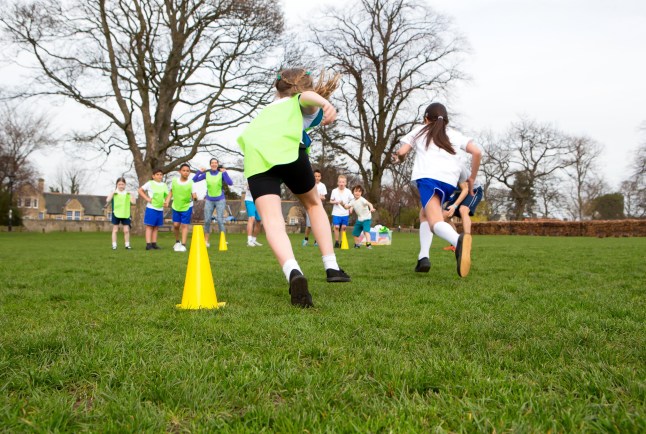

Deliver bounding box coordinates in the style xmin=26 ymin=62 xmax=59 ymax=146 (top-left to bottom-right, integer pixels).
xmin=464 ymin=220 xmax=646 ymax=237
xmin=16 ymin=220 xmax=301 ymax=234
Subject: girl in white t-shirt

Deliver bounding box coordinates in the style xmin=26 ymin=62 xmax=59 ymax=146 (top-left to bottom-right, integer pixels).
xmin=393 ymin=102 xmax=482 ymax=277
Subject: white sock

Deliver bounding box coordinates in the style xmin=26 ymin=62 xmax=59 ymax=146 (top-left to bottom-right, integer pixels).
xmin=282 ymin=259 xmax=302 ymax=281
xmin=247 ymin=235 xmax=253 ymax=242
xmin=418 ymin=221 xmax=433 ymax=260
xmin=322 ymin=254 xmax=339 ymax=271
xmin=125 ymin=242 xmax=130 ymax=247
xmin=432 ymin=221 xmax=460 ymax=246
xmin=252 ymin=237 xmax=257 ymax=243
xmin=112 ymin=242 xmax=117 ymax=248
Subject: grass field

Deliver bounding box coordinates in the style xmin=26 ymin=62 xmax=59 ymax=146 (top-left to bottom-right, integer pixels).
xmin=0 ymin=231 xmax=644 ymax=432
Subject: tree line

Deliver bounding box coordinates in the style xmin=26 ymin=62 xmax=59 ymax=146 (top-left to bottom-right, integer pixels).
xmin=1 ymin=0 xmax=644 ymax=229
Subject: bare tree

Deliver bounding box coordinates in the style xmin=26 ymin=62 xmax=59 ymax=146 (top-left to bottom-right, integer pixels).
xmin=312 ymin=0 xmax=466 ymax=203
xmin=622 ymin=139 xmax=646 ymax=218
xmin=53 ymin=166 xmax=89 ymax=194
xmin=1 ymin=0 xmax=283 ymax=231
xmin=482 ymin=119 xmax=571 ymax=220
xmin=563 ymin=136 xmax=605 ymax=220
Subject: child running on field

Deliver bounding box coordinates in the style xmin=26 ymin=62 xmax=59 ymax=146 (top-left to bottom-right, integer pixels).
xmin=344 ymin=185 xmax=376 ymax=249
xmin=393 ymin=102 xmax=482 ymax=277
xmin=138 ymin=168 xmax=168 ymax=250
xmin=164 ymin=163 xmax=197 ymax=252
xmin=329 ymin=174 xmax=353 ymax=248
xmin=237 ymin=68 xmax=350 ymax=307
xmin=106 ymin=177 xmax=135 ymax=250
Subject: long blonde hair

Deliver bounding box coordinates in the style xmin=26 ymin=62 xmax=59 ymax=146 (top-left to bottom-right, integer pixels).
xmin=275 ymin=68 xmax=340 ymax=99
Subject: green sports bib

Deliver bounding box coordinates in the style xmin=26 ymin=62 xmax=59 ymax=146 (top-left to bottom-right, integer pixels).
xmin=171 ymin=178 xmax=193 ymax=212
xmin=112 ymin=192 xmax=131 ymax=219
xmin=237 ymin=94 xmax=303 ymax=178
xmin=206 ymin=172 xmax=223 ymax=197
xmin=150 ymin=182 xmax=168 ymax=208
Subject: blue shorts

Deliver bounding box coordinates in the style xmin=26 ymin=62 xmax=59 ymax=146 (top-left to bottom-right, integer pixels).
xmin=245 ymin=200 xmax=261 ymax=221
xmin=172 ymin=207 xmax=193 ymax=225
xmin=352 ymin=219 xmax=371 ymax=237
xmin=144 ymin=208 xmax=164 ymax=227
xmin=332 ymin=215 xmax=349 ymax=227
xmin=111 ymin=216 xmax=131 ymax=226
xmin=416 ymin=178 xmax=457 ymax=208
xmin=460 ymin=186 xmax=484 ymax=216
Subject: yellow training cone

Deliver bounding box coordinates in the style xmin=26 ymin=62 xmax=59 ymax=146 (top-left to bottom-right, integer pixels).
xmin=176 ymin=226 xmax=226 ymax=310
xmin=219 ymin=231 xmax=228 ymax=251
xmin=341 ymin=231 xmax=349 ymax=250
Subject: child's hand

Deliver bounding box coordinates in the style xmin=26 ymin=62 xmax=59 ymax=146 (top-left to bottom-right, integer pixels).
xmin=200 ymin=167 xmax=207 ymax=172
xmin=370 ymin=208 xmax=376 ymax=213
xmin=391 ymin=152 xmax=401 ymax=164
xmin=447 ymin=205 xmax=456 ymax=217
xmin=320 ymin=102 xmax=337 ymax=126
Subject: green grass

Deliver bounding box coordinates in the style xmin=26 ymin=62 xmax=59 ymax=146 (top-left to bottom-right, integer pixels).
xmin=0 ymin=231 xmax=644 ymax=432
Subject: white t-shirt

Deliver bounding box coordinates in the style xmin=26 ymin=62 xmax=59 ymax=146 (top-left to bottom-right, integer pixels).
xmin=330 ymin=187 xmax=354 ymax=216
xmin=316 ymin=181 xmax=328 ymax=200
xmin=244 ymin=187 xmax=252 ymax=202
xmin=457 ymin=152 xmax=482 ymax=189
xmin=141 ymin=180 xmax=167 ymax=211
xmin=348 ymin=196 xmax=373 ymax=221
xmin=401 ymin=125 xmax=472 ymax=186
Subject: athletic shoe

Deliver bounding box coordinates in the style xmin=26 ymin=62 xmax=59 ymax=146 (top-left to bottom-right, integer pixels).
xmin=455 ymin=234 xmax=472 ymax=277
xmin=354 ymin=244 xmax=360 ymax=249
xmin=112 ymin=245 xmax=117 ymax=250
xmin=178 ymin=244 xmax=187 ymax=252
xmin=334 ymin=241 xmax=340 ymax=248
xmin=205 ymin=242 xmax=210 ymax=248
xmin=313 ymin=241 xmax=318 ymax=247
xmin=173 ymin=242 xmax=182 ymax=252
xmin=152 ymin=243 xmax=161 ymax=250
xmin=326 ymin=268 xmax=351 ymax=282
xmin=443 ymin=245 xmax=456 ymax=252
xmin=146 ymin=244 xmax=153 ymax=251
xmin=302 ymin=239 xmax=308 ymax=247
xmin=289 ymin=270 xmax=313 ymax=308
xmin=415 ymin=257 xmax=431 ymax=273
xmin=366 ymin=243 xmax=372 ymax=250
xmin=252 ymin=240 xmax=263 ymax=246
xmin=125 ymin=245 xmax=132 ymax=250
xmin=247 ymin=241 xmax=255 ymax=247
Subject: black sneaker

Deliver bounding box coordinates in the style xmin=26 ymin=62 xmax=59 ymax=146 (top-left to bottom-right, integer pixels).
xmin=326 ymin=268 xmax=351 ymax=282
xmin=455 ymin=234 xmax=472 ymax=277
xmin=152 ymin=243 xmax=161 ymax=250
xmin=146 ymin=244 xmax=153 ymax=251
xmin=334 ymin=241 xmax=340 ymax=248
xmin=354 ymin=244 xmax=360 ymax=249
xmin=289 ymin=270 xmax=313 ymax=308
xmin=415 ymin=257 xmax=431 ymax=273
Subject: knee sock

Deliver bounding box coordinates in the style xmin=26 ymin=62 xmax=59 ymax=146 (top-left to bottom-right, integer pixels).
xmin=418 ymin=221 xmax=433 ymax=260
xmin=322 ymin=254 xmax=339 ymax=271
xmin=432 ymin=221 xmax=460 ymax=246
xmin=282 ymin=259 xmax=302 ymax=281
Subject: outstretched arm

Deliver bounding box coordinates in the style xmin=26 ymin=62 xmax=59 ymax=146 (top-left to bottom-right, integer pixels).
xmin=299 ymin=91 xmax=337 ymax=125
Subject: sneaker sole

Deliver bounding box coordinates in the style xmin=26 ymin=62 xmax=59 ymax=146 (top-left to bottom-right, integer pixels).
xmin=458 ymin=234 xmax=472 ymax=277
xmin=327 ymin=276 xmax=351 ymax=283
xmin=290 ymin=275 xmax=314 ymax=307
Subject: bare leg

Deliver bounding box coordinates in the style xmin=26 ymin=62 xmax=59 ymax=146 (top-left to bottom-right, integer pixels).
xmin=296 ymin=187 xmax=333 ymax=257
xmin=151 ymin=227 xmax=158 ymax=243
xmin=123 ymin=225 xmax=130 ymax=245
xmin=145 ymin=226 xmax=153 ymax=243
xmin=173 ymin=222 xmax=181 ymax=241
xmin=112 ymin=225 xmax=118 ymax=244
xmin=254 ymin=194 xmax=294 ymax=266
xmin=460 ymin=206 xmax=472 ymax=234
xmin=181 ymin=224 xmax=189 ymax=244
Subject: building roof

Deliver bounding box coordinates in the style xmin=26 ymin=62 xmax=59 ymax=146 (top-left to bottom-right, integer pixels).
xmin=43 ymin=193 xmax=108 ymax=216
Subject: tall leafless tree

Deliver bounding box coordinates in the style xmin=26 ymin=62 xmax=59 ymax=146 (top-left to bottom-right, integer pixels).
xmin=312 ymin=0 xmax=466 ymax=203
xmin=563 ymin=136 xmax=604 ymax=220
xmin=481 ymin=119 xmax=571 ymax=220
xmin=1 ymin=0 xmax=283 ymax=231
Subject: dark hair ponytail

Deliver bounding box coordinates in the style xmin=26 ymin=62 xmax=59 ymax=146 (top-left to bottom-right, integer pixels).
xmin=416 ymin=103 xmax=455 ymax=155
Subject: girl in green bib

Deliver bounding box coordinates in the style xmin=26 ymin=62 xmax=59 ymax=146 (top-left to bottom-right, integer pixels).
xmin=237 ymin=68 xmax=351 ymax=308
xmin=106 ymin=177 xmax=135 ymax=250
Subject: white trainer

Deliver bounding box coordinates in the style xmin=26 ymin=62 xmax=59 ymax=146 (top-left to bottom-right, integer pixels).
xmin=173 ymin=242 xmax=182 ymax=252
xmin=252 ymin=240 xmax=263 ymax=246
xmin=247 ymin=241 xmax=255 ymax=247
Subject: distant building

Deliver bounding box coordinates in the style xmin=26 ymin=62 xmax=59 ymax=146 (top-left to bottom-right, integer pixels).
xmin=16 ymin=179 xmax=111 ymax=221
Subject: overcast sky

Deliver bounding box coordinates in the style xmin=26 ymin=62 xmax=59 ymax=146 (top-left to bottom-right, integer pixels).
xmin=5 ymin=0 xmax=646 ymax=194
xmin=284 ymin=0 xmax=646 ymax=188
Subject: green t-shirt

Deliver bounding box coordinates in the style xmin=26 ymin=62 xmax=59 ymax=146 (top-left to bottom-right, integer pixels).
xmin=237 ymin=94 xmax=303 ymax=178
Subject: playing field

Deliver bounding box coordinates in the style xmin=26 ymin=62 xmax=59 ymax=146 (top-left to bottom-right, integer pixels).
xmin=0 ymin=231 xmax=644 ymax=432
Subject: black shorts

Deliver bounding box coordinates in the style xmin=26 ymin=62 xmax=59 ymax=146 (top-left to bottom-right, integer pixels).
xmin=248 ymin=149 xmax=315 ymax=200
